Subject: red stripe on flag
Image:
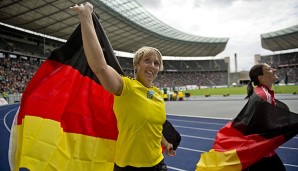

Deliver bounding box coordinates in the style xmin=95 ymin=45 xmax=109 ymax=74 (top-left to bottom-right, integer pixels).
xmin=212 ymin=121 xmax=285 ymax=169
xmin=17 ymin=60 xmax=118 ymax=140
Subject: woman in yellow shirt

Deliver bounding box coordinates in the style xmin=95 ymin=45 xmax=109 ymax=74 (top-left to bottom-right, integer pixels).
xmin=71 ymin=2 xmax=176 ymax=170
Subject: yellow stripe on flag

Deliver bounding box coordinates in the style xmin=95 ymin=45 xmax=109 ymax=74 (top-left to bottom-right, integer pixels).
xmin=13 ymin=115 xmax=116 ymax=171
xmin=196 ymin=149 xmax=242 ymax=171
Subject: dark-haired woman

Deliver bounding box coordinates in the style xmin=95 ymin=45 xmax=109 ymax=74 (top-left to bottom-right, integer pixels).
xmin=243 ymin=63 xmax=286 ymax=171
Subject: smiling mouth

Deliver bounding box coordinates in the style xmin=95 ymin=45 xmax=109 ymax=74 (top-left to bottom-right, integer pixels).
xmin=145 ymin=71 xmax=156 ymax=79
xmin=146 ymin=71 xmax=154 ymax=75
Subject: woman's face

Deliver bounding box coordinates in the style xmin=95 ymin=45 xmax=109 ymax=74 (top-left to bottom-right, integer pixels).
xmin=259 ymin=64 xmax=278 ymax=86
xmin=135 ymin=53 xmax=160 ymax=87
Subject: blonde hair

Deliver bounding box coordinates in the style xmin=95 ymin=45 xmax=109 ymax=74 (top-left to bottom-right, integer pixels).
xmin=133 ymin=46 xmax=163 ymax=71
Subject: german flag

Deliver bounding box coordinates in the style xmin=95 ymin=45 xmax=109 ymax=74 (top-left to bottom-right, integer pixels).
xmin=196 ymin=93 xmax=298 ymax=171
xmin=9 ymin=13 xmax=123 ymax=171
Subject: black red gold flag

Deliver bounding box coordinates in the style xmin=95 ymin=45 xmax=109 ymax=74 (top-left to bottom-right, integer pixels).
xmin=9 ymin=13 xmax=123 ymax=171
xmin=196 ymin=93 xmax=298 ymax=171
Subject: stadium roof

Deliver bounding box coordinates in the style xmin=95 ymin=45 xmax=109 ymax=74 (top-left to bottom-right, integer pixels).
xmin=0 ymin=0 xmax=229 ymax=57
xmin=261 ymin=24 xmax=298 ymax=51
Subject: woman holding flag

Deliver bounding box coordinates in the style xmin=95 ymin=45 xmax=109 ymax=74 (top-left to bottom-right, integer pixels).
xmin=71 ymin=2 xmax=176 ymax=171
xmin=196 ymin=63 xmax=298 ymax=171
xmin=243 ymin=63 xmax=286 ymax=171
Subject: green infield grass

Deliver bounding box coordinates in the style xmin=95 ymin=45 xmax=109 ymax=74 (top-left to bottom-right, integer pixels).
xmin=182 ymin=85 xmax=298 ymax=96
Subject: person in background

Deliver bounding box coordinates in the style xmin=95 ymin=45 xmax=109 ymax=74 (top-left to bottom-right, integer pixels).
xmin=177 ymin=91 xmax=184 ymax=101
xmin=1 ymin=91 xmax=8 ymax=102
xmin=243 ymin=63 xmax=286 ymax=171
xmin=71 ymin=2 xmax=175 ymax=171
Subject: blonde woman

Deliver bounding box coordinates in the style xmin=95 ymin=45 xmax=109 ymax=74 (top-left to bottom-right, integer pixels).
xmin=71 ymin=2 xmax=175 ymax=171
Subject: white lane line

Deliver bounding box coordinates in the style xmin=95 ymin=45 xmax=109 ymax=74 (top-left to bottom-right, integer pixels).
xmin=3 ymin=108 xmax=18 ymax=133
xmin=178 ymin=147 xmax=206 ymax=153
xmin=284 ymin=164 xmax=298 ymax=168
xmin=168 ymin=118 xmax=226 ymax=126
xmin=279 ymin=146 xmax=298 ymax=150
xmin=167 ymin=113 xmax=233 ymax=120
xmin=181 ymin=134 xmax=214 ymax=141
xmin=167 ymin=166 xmax=188 ymax=171
xmin=174 ymin=125 xmax=218 ymax=132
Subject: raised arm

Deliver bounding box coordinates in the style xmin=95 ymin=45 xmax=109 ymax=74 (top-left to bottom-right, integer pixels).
xmin=70 ymin=2 xmax=123 ymax=95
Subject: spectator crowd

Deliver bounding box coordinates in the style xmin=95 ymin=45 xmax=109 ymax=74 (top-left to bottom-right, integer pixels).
xmin=1 ymin=47 xmax=298 ymax=96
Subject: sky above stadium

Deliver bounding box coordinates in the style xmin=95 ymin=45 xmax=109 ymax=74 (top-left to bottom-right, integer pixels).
xmin=135 ymin=0 xmax=298 ymax=72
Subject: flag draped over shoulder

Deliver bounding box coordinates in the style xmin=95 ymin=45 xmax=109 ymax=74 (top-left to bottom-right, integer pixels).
xmin=10 ymin=13 xmax=123 ymax=171
xmin=196 ymin=93 xmax=298 ymax=171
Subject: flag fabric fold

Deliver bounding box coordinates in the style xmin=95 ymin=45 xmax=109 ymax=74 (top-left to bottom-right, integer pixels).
xmin=162 ymin=120 xmax=181 ymax=151
xmin=9 ymin=13 xmax=123 ymax=171
xmin=196 ymin=93 xmax=298 ymax=171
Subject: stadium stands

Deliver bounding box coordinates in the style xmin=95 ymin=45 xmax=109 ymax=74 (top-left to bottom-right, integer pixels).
xmin=114 ymin=57 xmax=229 ymax=87
xmin=1 ymin=24 xmax=298 ymax=98
xmin=259 ymin=51 xmax=298 ymax=84
xmin=0 ymin=51 xmax=229 ymax=95
xmin=0 ymin=22 xmax=230 ymax=96
xmin=0 ymin=55 xmax=42 ymax=94
xmin=2 ymin=35 xmax=297 ymax=98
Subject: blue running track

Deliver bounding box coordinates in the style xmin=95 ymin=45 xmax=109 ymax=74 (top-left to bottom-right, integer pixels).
xmin=1 ymin=104 xmax=298 ymax=171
